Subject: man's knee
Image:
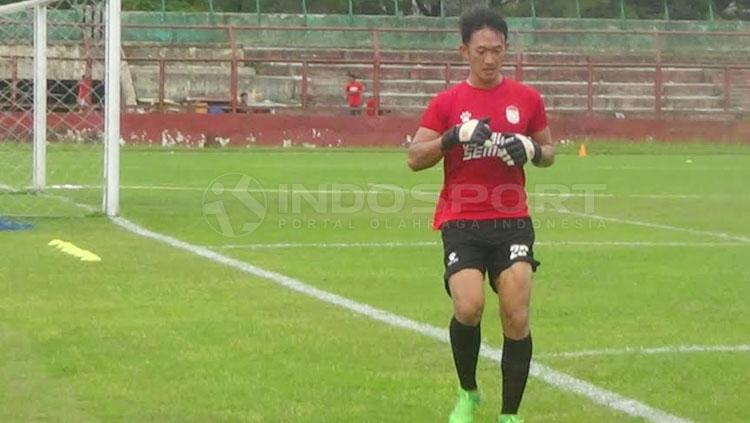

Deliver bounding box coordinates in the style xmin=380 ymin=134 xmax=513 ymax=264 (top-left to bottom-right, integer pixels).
xmin=448 ymin=269 xmax=485 ymax=325
xmin=454 ymin=298 xmax=484 ymax=325
xmin=501 ymin=306 xmax=529 ymax=338
xmin=504 ymin=261 xmax=533 ymax=281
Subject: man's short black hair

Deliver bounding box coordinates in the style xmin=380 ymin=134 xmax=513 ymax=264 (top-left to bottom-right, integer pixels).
xmin=460 ymin=7 xmax=508 ymax=44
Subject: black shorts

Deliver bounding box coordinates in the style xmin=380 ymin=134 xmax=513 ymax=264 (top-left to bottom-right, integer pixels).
xmin=441 ymin=217 xmax=540 ymax=295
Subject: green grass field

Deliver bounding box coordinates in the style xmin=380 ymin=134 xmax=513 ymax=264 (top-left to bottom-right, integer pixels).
xmin=1 ymin=142 xmax=749 ymax=422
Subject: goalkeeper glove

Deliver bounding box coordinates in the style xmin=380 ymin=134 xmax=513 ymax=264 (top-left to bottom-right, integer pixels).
xmin=497 ymin=133 xmax=542 ymax=166
xmin=441 ymin=117 xmax=492 ymax=151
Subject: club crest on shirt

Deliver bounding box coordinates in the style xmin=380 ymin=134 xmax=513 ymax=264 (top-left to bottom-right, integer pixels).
xmin=505 ymin=105 xmax=520 ymax=124
xmin=459 ymin=111 xmax=472 ymax=123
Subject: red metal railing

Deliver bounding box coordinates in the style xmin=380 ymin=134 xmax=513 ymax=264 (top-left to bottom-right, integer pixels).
xmin=1 ymin=53 xmax=748 ymax=115
xmin=2 ymin=21 xmax=749 ymax=115
xmin=110 ymin=56 xmax=748 ymax=116
xmin=116 ymin=22 xmax=749 ymax=116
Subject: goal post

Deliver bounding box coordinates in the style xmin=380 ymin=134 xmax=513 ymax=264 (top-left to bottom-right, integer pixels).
xmin=33 ymin=2 xmax=48 ymax=192
xmin=104 ymin=0 xmax=120 ymax=217
xmin=0 ymin=0 xmax=120 ymax=218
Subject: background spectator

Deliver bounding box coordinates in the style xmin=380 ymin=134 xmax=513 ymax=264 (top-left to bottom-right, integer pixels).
xmin=345 ymin=73 xmax=365 ymax=116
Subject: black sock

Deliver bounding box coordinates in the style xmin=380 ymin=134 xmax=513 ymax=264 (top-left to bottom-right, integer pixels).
xmin=501 ymin=334 xmax=532 ymax=414
xmin=449 ymin=316 xmax=481 ymax=391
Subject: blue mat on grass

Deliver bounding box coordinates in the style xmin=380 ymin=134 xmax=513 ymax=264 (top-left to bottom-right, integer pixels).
xmin=0 ymin=217 xmax=33 ymax=231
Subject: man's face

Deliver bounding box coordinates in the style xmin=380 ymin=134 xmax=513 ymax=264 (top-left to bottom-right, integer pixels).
xmin=461 ymin=27 xmax=507 ymax=85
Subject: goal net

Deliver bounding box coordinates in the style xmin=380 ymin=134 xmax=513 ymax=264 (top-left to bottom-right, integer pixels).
xmin=0 ymin=0 xmax=119 ymax=219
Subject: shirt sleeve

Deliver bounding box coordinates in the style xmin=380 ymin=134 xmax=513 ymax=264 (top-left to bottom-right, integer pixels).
xmin=420 ymin=94 xmax=448 ymax=133
xmin=527 ymin=89 xmax=548 ymax=134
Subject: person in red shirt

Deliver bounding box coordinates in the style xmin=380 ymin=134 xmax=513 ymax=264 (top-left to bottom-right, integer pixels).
xmin=345 ymin=73 xmax=365 ymax=115
xmin=77 ymin=73 xmax=92 ymax=110
xmin=365 ymin=96 xmax=379 ymax=116
xmin=407 ymin=7 xmax=554 ymax=423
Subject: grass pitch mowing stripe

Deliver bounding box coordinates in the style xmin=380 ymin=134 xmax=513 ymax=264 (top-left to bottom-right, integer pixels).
xmin=0 ymin=326 xmax=94 ymax=422
xmin=111 ymin=216 xmax=692 ymax=423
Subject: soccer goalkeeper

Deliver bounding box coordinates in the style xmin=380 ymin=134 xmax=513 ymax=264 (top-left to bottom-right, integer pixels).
xmin=406 ymin=7 xmax=555 ymax=423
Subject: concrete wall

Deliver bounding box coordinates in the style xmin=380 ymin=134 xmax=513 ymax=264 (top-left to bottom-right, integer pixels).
xmin=0 ymin=46 xmax=103 ymax=80
xmin=115 ymin=113 xmax=750 ymax=147
xmin=4 ymin=111 xmax=748 ymax=146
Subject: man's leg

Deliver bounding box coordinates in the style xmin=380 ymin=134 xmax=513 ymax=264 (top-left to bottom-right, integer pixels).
xmin=449 ymin=269 xmax=485 ymax=389
xmin=447 ymin=269 xmax=485 ymax=422
xmin=495 ymin=262 xmax=533 ymax=417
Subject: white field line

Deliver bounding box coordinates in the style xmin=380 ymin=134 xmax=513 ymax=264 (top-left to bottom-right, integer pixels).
xmin=111 ymin=216 xmax=691 ymax=423
xmin=558 ymin=210 xmax=750 ymax=243
xmin=0 ymin=184 xmax=20 ymax=193
xmin=537 ymin=344 xmax=750 ymax=359
xmin=214 ymin=240 xmax=750 ymax=250
xmin=43 ymin=184 xmax=730 ymax=199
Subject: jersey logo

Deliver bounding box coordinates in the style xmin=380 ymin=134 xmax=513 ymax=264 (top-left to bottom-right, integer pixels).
xmin=509 ymin=244 xmax=529 ymax=260
xmin=505 ymin=105 xmax=520 ymax=124
xmin=459 ymin=111 xmax=472 ymax=123
xmin=461 ymin=133 xmax=511 ymax=161
xmin=447 ymin=252 xmax=459 ymax=266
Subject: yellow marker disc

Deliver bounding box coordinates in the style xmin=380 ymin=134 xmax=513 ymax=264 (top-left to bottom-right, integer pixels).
xmin=48 ymin=239 xmax=101 ymax=262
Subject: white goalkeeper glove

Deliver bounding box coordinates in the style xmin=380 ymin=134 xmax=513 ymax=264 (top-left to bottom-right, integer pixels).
xmin=441 ymin=117 xmax=492 ymax=151
xmin=493 ymin=133 xmax=542 ymax=166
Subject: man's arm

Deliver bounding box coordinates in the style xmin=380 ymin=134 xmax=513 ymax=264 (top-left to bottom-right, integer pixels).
xmin=407 ymin=127 xmax=443 ymax=171
xmin=407 ymin=118 xmax=495 ymax=171
xmin=529 ymin=126 xmax=554 ymax=168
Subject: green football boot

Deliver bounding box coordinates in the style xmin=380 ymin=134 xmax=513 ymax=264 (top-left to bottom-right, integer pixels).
xmin=448 ymin=388 xmax=480 ymax=423
xmin=497 ymin=414 xmax=525 ymax=423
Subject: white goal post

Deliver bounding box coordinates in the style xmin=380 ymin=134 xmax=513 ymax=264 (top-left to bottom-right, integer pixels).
xmin=0 ymin=0 xmax=120 ymax=218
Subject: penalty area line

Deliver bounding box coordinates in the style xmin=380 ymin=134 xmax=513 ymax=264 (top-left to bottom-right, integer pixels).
xmin=111 ymin=215 xmax=691 ymax=423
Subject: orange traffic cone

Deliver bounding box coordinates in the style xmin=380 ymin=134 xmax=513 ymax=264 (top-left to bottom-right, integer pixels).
xmin=578 ymin=143 xmax=587 ymax=158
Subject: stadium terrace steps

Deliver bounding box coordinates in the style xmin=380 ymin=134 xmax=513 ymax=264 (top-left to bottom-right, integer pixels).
xmin=239 ymin=46 xmax=463 ymax=62
xmin=307 ymin=90 xmax=724 ymax=113
xmin=551 ymin=82 xmax=723 ymax=97
xmin=521 ymin=52 xmax=658 ymax=64
xmin=252 ymin=62 xmax=724 ymax=86
xmin=657 ymin=83 xmax=721 ymax=97
xmin=525 ymin=81 xmax=588 ymax=96
xmin=237 ymin=46 xmax=733 ymax=66
xmin=521 ymin=66 xmax=718 ymax=84
xmin=116 ymin=43 xmax=747 ymax=115
xmin=131 ymin=65 xmax=298 ymax=104
xmin=124 ymin=43 xmax=236 ymax=60
xmin=732 ymin=86 xmax=750 ymax=111
xmin=307 ymin=80 xmax=719 ymax=100
xmin=0 ymin=45 xmax=98 ymax=80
